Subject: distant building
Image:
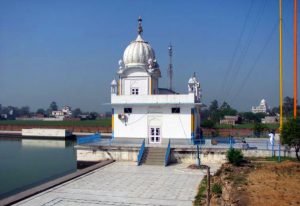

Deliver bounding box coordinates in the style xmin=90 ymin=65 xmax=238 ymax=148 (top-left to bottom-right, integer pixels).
xmin=52 ymin=106 xmax=72 ymax=118
xmin=262 ymin=116 xmax=278 ymax=124
xmin=220 ymin=115 xmax=240 ymax=125
xmin=251 ymin=99 xmax=269 ymax=114
xmin=0 ymin=114 xmax=7 ymax=120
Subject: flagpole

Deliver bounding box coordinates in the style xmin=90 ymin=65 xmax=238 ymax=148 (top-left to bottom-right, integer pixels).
xmin=279 ymin=0 xmax=283 ymax=130
xmin=294 ymin=0 xmax=298 ymax=119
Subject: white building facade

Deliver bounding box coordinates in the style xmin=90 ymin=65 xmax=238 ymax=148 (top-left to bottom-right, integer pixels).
xmin=111 ymin=17 xmax=202 ymax=144
xmin=52 ymin=106 xmax=72 ymax=118
xmin=251 ymin=99 xmax=269 ymax=114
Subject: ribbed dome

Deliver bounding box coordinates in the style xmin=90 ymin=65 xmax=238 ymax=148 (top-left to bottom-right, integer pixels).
xmin=123 ymin=35 xmax=155 ymax=66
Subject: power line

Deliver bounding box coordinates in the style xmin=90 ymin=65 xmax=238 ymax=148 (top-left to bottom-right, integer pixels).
xmin=219 ymin=0 xmax=254 ymax=100
xmin=228 ymin=21 xmax=278 ymax=105
xmin=225 ymin=0 xmax=267 ymax=98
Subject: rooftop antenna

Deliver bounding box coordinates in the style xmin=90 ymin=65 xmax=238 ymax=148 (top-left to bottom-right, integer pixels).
xmin=168 ymin=44 xmax=173 ymax=91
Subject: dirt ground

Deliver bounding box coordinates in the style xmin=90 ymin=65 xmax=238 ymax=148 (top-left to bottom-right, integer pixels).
xmin=241 ymin=160 xmax=300 ymax=206
xmin=206 ymin=159 xmax=300 ymax=206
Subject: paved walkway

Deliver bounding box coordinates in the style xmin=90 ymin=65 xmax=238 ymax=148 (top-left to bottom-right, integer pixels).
xmin=14 ymin=162 xmax=220 ymax=206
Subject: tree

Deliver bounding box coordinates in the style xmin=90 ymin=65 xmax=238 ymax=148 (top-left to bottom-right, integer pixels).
xmin=241 ymin=112 xmax=265 ymax=123
xmin=209 ymin=100 xmax=219 ymax=112
xmin=36 ymin=108 xmax=46 ymax=115
xmin=72 ymin=108 xmax=82 ymax=118
xmin=19 ymin=106 xmax=31 ymax=116
xmin=253 ymin=122 xmax=266 ymax=137
xmin=220 ymin=101 xmax=231 ymax=110
xmin=281 ymin=117 xmax=300 ymax=161
xmin=201 ymin=119 xmax=215 ymax=128
xmin=89 ymin=112 xmax=99 ymax=120
xmin=49 ymin=101 xmax=58 ymax=111
xmin=283 ymin=96 xmax=294 ymax=117
xmin=47 ymin=101 xmax=58 ymax=116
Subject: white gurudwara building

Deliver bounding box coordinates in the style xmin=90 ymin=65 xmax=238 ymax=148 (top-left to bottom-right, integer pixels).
xmin=251 ymin=99 xmax=269 ymax=114
xmin=110 ymin=17 xmax=202 ymax=144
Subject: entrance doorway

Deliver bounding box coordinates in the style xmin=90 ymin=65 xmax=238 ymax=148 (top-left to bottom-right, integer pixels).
xmin=149 ymin=127 xmax=161 ymax=144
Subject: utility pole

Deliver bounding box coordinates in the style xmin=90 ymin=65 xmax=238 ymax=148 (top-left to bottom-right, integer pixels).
xmin=168 ymin=44 xmax=173 ymax=91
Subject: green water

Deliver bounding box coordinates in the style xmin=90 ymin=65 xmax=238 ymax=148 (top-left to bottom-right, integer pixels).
xmin=0 ymin=138 xmax=77 ymax=199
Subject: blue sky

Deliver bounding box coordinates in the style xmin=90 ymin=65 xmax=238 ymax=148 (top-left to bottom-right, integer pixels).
xmin=0 ymin=0 xmax=298 ymax=112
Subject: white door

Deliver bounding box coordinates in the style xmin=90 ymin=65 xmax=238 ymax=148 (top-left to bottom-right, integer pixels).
xmin=149 ymin=127 xmax=161 ymax=144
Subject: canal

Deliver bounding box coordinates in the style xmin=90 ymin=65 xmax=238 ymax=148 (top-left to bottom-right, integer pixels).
xmin=0 ymin=137 xmax=77 ymax=199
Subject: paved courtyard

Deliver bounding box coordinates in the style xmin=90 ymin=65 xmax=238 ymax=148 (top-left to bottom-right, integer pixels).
xmin=14 ymin=162 xmax=220 ymax=206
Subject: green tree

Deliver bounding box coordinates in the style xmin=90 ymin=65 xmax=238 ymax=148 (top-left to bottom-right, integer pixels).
xmin=19 ymin=106 xmax=31 ymax=116
xmin=253 ymin=122 xmax=266 ymax=137
xmin=72 ymin=108 xmax=82 ymax=118
xmin=219 ymin=101 xmax=237 ymax=117
xmin=49 ymin=101 xmax=58 ymax=111
xmin=281 ymin=117 xmax=300 ymax=161
xmin=36 ymin=108 xmax=46 ymax=115
xmin=209 ymin=100 xmax=219 ymax=112
xmin=201 ymin=119 xmax=215 ymax=128
xmin=47 ymin=101 xmax=58 ymax=116
xmin=241 ymin=112 xmax=265 ymax=123
xmin=283 ymin=96 xmax=294 ymax=117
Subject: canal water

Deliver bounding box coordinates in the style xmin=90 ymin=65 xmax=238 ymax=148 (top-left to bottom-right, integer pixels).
xmin=0 ymin=138 xmax=77 ymax=199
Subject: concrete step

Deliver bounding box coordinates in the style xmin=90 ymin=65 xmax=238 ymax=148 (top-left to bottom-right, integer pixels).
xmin=141 ymin=147 xmax=166 ymax=166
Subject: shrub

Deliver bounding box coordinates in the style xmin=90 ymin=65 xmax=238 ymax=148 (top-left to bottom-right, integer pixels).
xmin=212 ymin=183 xmax=222 ymax=197
xmin=281 ymin=117 xmax=300 ymax=161
xmin=201 ymin=120 xmax=215 ymax=129
xmin=253 ymin=122 xmax=266 ymax=137
xmin=226 ymin=148 xmax=244 ymax=166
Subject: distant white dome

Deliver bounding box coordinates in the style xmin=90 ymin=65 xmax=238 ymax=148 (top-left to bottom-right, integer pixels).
xmin=260 ymin=99 xmax=266 ymax=105
xmin=188 ymin=77 xmax=194 ymax=84
xmin=123 ymin=35 xmax=156 ymax=66
xmin=111 ymin=79 xmax=117 ymax=86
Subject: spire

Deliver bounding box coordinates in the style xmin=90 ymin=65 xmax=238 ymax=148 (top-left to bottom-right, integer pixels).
xmin=137 ymin=16 xmax=143 ymax=35
xmin=168 ymin=43 xmax=173 ymax=91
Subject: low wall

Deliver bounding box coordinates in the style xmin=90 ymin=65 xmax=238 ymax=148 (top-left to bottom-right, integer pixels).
xmin=76 ymin=147 xmax=227 ymax=164
xmin=76 ymin=146 xmax=295 ymax=165
xmin=77 ymin=146 xmax=140 ymax=162
xmin=0 ymin=125 xmax=111 ymax=133
xmin=172 ymin=148 xmax=227 ymax=164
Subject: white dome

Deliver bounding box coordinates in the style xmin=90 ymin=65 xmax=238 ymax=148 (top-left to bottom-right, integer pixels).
xmin=188 ymin=77 xmax=195 ymax=84
xmin=111 ymin=79 xmax=117 ymax=86
xmin=123 ymin=35 xmax=156 ymax=66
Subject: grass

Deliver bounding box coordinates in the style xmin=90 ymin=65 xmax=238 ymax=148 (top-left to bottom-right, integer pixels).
xmin=265 ymin=156 xmax=298 ymax=162
xmin=215 ymin=123 xmax=279 ymax=129
xmin=0 ymin=119 xmax=112 ymax=127
xmin=194 ymin=176 xmax=207 ymax=206
xmin=211 ymin=183 xmax=222 ymax=197
xmin=246 ymin=156 xmax=298 ymax=162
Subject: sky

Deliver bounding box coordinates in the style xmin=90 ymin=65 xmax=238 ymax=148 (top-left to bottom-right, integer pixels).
xmin=0 ymin=0 xmax=299 ymax=113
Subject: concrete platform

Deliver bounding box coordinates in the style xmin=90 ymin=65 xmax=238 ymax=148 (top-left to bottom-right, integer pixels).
xmin=13 ymin=162 xmax=221 ymax=206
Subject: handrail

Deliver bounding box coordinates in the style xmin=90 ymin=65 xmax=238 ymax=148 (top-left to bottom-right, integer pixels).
xmin=77 ymin=132 xmax=101 ymax=144
xmin=137 ymin=139 xmax=145 ymax=166
xmin=165 ymin=139 xmax=171 ymax=167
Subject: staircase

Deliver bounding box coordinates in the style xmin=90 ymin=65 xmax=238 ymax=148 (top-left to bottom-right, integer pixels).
xmin=142 ymin=147 xmax=166 ymax=165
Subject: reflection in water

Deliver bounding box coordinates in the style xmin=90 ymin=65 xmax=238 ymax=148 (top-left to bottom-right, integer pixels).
xmin=0 ymin=138 xmax=77 ymax=199
xmin=22 ymin=139 xmax=67 ymax=148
